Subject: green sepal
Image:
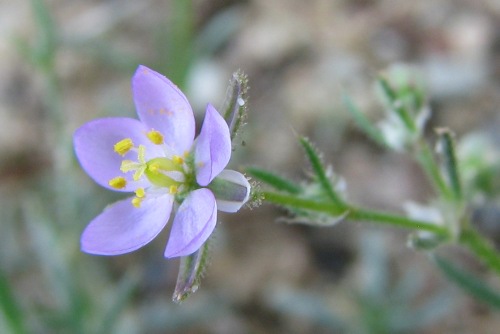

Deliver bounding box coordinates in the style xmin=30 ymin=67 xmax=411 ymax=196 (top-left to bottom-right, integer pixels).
xmin=172 ymin=241 xmax=210 ymax=303
xmin=221 ymin=69 xmax=249 ymax=141
xmin=436 ymin=128 xmax=462 ymax=201
xmin=208 ymin=175 xmax=249 ymax=203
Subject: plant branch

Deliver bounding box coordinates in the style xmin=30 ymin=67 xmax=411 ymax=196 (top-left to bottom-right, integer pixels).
xmin=261 ymin=191 xmax=448 ymax=235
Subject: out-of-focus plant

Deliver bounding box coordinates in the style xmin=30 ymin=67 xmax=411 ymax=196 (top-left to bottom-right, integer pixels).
xmin=4 ymin=1 xmax=142 ymax=333
xmin=248 ymin=64 xmax=500 ymax=309
xmin=264 ymin=231 xmax=456 ymax=333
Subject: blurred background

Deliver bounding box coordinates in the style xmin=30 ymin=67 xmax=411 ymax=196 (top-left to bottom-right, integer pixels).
xmin=1 ymin=0 xmax=500 ymax=333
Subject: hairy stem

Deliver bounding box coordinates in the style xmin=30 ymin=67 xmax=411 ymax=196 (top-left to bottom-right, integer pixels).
xmin=261 ymin=191 xmax=448 ymax=235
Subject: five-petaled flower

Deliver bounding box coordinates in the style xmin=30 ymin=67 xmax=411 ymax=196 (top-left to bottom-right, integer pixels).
xmin=74 ymin=65 xmax=250 ymax=258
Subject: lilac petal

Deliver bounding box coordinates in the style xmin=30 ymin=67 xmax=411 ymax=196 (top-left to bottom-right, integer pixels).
xmin=164 ymin=188 xmax=217 ymax=258
xmin=74 ymin=118 xmax=161 ymax=192
xmin=81 ymin=194 xmax=173 ymax=255
xmin=194 ymin=104 xmax=231 ymax=186
xmin=132 ymin=65 xmax=195 ymax=155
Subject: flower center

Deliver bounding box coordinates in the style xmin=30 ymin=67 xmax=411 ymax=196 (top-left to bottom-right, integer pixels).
xmin=144 ymin=157 xmax=184 ymax=188
xmin=108 ymin=134 xmax=193 ymax=207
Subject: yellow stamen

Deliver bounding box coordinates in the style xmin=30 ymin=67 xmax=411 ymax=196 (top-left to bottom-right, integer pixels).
xmin=131 ymin=187 xmax=146 ymax=208
xmin=133 ymin=169 xmax=144 ymax=181
xmin=172 ymin=155 xmax=184 ymax=165
xmin=169 ymin=185 xmax=178 ymax=194
xmin=135 ymin=187 xmax=145 ymax=198
xmin=114 ymin=138 xmax=134 ymax=156
xmin=120 ymin=160 xmax=136 ymax=173
xmin=137 ymin=145 xmax=146 ymax=163
xmin=120 ymin=161 xmax=145 ymax=181
xmin=119 ymin=145 xmax=147 ymax=181
xmin=146 ymin=130 xmax=164 ymax=145
xmin=131 ymin=197 xmax=143 ymax=208
xmin=109 ymin=176 xmax=127 ymax=189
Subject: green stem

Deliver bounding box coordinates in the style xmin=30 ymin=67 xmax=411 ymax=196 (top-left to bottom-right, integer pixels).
xmin=262 ymin=192 xmax=346 ymax=216
xmin=261 ymin=191 xmax=448 ymax=235
xmin=348 ymin=207 xmax=449 ymax=236
xmin=263 ymin=192 xmax=500 ymax=275
xmin=460 ymin=228 xmax=500 ymax=276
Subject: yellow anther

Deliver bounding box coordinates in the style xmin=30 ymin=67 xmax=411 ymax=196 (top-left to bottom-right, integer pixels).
xmin=169 ymin=185 xmax=178 ymax=194
xmin=109 ymin=176 xmax=127 ymax=189
xmin=172 ymin=155 xmax=184 ymax=165
xmin=131 ymin=186 xmax=147 ymax=208
xmin=146 ymin=130 xmax=164 ymax=145
xmin=114 ymin=138 xmax=134 ymax=156
xmin=135 ymin=187 xmax=145 ymax=198
xmin=131 ymin=197 xmax=143 ymax=208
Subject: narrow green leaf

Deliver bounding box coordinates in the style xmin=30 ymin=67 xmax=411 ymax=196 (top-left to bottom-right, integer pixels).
xmin=436 ymin=128 xmax=462 ymax=200
xmin=31 ymin=0 xmax=57 ymax=70
xmin=173 ymin=241 xmax=210 ymax=303
xmin=246 ymin=167 xmax=302 ymax=194
xmin=298 ymin=137 xmax=344 ymax=206
xmin=159 ymin=0 xmax=194 ymax=88
xmin=415 ymin=142 xmax=454 ymax=200
xmin=460 ymin=228 xmax=500 ymax=276
xmin=96 ymin=273 xmax=138 ymax=334
xmin=433 ymin=255 xmax=500 ymax=309
xmin=0 ymin=269 xmax=27 ymax=334
xmin=262 ymin=191 xmax=346 ymax=217
xmin=64 ymin=38 xmax=139 ymax=71
xmin=343 ymin=94 xmax=386 ymax=146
